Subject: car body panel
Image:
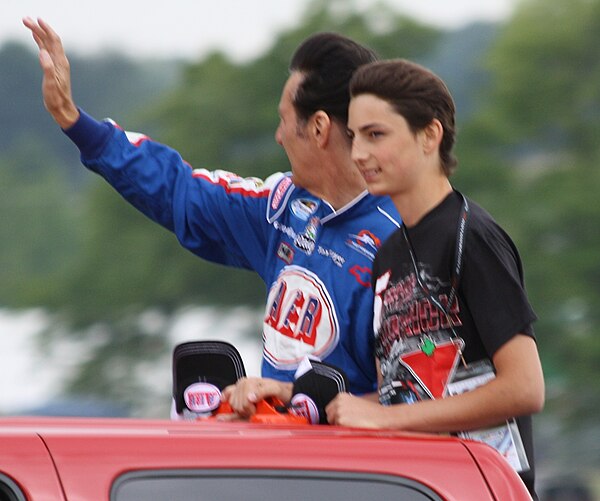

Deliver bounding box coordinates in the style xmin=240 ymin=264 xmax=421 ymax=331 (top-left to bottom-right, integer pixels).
xmin=0 ymin=432 xmax=66 ymax=500
xmin=0 ymin=417 xmax=532 ymax=500
xmin=462 ymin=440 xmax=534 ymax=501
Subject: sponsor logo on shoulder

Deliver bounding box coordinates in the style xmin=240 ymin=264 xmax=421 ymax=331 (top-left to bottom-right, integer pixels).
xmin=184 ymin=382 xmax=222 ymax=413
xmin=345 ymin=229 xmax=381 ymax=261
xmin=271 ymin=176 xmax=293 ymax=210
xmin=291 ymin=198 xmax=319 ymax=221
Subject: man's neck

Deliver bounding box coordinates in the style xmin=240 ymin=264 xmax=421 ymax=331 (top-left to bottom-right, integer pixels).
xmin=319 ymin=164 xmax=367 ymax=210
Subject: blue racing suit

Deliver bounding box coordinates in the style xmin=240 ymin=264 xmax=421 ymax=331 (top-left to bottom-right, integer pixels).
xmin=64 ymin=110 xmax=401 ymax=394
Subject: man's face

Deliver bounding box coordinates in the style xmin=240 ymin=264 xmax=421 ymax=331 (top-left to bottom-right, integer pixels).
xmin=275 ymin=72 xmax=314 ymax=188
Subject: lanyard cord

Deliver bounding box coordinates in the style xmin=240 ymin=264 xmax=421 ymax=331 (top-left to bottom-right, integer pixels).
xmin=400 ymin=192 xmax=470 ymax=331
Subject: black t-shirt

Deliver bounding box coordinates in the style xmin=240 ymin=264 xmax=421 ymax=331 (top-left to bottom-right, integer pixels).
xmin=372 ymin=190 xmax=538 ymax=494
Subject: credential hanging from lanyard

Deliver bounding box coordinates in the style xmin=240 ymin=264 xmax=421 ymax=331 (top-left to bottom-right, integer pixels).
xmin=397 ymin=192 xmax=470 ymax=399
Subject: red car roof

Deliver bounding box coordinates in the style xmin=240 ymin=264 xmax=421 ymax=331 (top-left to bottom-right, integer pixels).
xmin=0 ymin=416 xmax=531 ymax=500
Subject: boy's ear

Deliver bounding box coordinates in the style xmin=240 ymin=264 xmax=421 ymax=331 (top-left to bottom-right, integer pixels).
xmin=422 ymin=118 xmax=444 ymax=154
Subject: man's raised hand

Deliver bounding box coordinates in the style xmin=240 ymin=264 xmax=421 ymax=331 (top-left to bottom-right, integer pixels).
xmin=23 ymin=17 xmax=79 ymax=129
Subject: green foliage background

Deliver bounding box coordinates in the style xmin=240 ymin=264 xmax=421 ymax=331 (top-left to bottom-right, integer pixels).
xmin=1 ymin=0 xmax=599 ymax=486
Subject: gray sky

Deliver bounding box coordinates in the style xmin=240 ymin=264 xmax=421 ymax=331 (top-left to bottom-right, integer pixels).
xmin=5 ymin=0 xmax=519 ymax=61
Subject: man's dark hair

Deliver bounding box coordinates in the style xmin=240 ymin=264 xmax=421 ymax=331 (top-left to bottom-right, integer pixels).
xmin=350 ymin=59 xmax=458 ymax=176
xmin=289 ymin=33 xmax=378 ymax=126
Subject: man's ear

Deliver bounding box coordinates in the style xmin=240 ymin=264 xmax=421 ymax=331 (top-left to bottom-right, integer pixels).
xmin=422 ymin=118 xmax=444 ymax=154
xmin=311 ymin=110 xmax=332 ymax=148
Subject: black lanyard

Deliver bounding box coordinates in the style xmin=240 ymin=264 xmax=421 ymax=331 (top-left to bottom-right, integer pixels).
xmin=401 ymin=192 xmax=470 ymax=326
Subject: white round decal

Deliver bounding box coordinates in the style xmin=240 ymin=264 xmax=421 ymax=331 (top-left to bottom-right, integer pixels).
xmin=290 ymin=393 xmax=320 ymax=425
xmin=184 ymin=382 xmax=222 ymax=413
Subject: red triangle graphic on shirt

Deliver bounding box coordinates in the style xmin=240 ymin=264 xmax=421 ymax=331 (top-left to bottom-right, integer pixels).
xmin=398 ymin=340 xmax=462 ymax=399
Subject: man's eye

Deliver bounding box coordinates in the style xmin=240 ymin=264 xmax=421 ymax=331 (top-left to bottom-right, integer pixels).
xmin=369 ymin=131 xmax=383 ymax=138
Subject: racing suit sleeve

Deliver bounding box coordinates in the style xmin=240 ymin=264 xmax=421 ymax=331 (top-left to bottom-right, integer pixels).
xmin=63 ymin=109 xmax=275 ymax=277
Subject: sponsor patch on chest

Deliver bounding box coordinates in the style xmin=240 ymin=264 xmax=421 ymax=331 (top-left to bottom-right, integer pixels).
xmin=345 ymin=229 xmax=381 ymax=261
xmin=291 ymin=198 xmax=319 ymax=220
xmin=277 ymin=242 xmax=295 ymax=264
xmin=263 ymin=266 xmax=339 ymax=370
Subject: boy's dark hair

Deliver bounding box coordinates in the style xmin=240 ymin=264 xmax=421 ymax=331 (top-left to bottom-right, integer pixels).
xmin=350 ymin=59 xmax=458 ymax=176
xmin=290 ymin=33 xmax=378 ymax=127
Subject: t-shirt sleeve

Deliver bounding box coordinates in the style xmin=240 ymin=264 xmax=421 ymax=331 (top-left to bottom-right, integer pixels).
xmin=461 ymin=216 xmax=537 ymax=357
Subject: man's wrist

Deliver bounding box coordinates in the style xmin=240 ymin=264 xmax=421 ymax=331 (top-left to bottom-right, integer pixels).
xmin=62 ymin=108 xmax=114 ymax=159
xmin=56 ymin=105 xmax=80 ymax=130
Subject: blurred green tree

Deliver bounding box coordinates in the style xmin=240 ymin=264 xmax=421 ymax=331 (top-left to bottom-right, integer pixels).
xmin=458 ymin=0 xmax=600 ymax=425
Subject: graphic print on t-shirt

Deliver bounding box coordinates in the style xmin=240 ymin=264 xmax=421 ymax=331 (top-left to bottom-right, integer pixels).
xmin=375 ymin=263 xmax=463 ymax=403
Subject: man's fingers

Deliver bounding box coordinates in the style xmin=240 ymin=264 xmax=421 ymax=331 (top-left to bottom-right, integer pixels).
xmin=31 ymin=31 xmax=44 ymax=51
xmin=37 ymin=18 xmax=66 ymax=58
xmin=23 ymin=17 xmax=45 ymax=51
xmin=39 ymin=49 xmax=55 ymax=73
xmin=23 ymin=17 xmax=64 ymax=58
xmin=222 ymin=378 xmax=268 ymax=417
xmin=23 ymin=18 xmax=48 ymax=45
xmin=221 ymin=385 xmax=234 ymax=402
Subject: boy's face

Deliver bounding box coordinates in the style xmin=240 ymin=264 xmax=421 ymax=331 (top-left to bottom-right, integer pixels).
xmin=348 ymin=93 xmax=426 ymax=199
